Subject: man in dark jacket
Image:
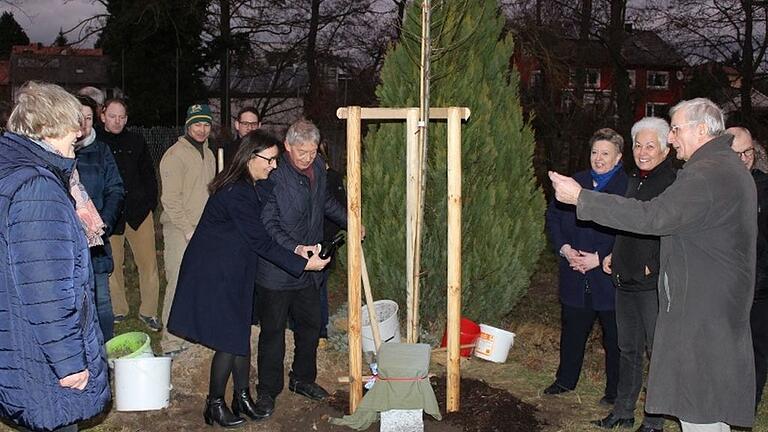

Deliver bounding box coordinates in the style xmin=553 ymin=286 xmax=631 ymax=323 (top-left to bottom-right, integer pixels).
xmin=252 ymin=119 xmax=348 ymax=418
xmin=213 ymin=106 xmax=261 ymax=171
xmin=728 ymin=126 xmax=768 ymax=411
xmin=592 ymin=118 xmax=676 ymax=432
xmin=551 ymin=98 xmax=756 ymax=431
xmin=99 ymin=98 xmax=162 ymax=332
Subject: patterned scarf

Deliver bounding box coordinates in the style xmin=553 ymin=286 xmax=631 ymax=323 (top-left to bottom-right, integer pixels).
xmin=34 ymin=138 xmax=106 ymax=247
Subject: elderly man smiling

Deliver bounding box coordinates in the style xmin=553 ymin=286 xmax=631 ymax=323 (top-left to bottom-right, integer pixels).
xmin=550 ymin=98 xmax=756 ymax=432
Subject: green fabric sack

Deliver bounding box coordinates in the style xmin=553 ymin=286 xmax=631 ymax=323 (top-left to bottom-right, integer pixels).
xmin=329 ymin=343 xmax=442 ymax=430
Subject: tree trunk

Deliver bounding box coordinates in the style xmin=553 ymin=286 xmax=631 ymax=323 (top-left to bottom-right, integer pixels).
xmin=741 ymin=0 xmax=754 ymax=121
xmin=608 ymin=0 xmax=631 ymax=154
xmin=305 ymin=0 xmax=321 ymax=121
xmin=219 ymin=0 xmax=231 ymax=134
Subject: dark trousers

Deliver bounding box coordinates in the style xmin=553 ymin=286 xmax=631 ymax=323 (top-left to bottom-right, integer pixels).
xmin=612 ymin=289 xmax=663 ymax=427
xmin=752 ymin=299 xmax=768 ymax=409
xmin=94 ymin=272 xmax=114 ymax=342
xmin=556 ymin=293 xmax=619 ymax=398
xmin=319 ymin=271 xmax=329 ymax=338
xmin=256 ymin=284 xmax=322 ymax=398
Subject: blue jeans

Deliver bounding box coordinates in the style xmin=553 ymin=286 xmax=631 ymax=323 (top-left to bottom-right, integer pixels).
xmin=94 ymin=272 xmax=114 ymax=342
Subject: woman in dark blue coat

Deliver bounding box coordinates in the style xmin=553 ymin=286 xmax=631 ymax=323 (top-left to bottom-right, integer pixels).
xmin=544 ymin=128 xmax=628 ymax=405
xmin=167 ymin=130 xmax=328 ymax=428
xmin=0 ymin=82 xmax=110 ymax=431
xmin=74 ymin=95 xmax=125 ymax=342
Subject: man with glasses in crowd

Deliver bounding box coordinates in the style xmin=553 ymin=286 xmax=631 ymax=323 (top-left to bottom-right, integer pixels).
xmin=215 ymin=106 xmax=262 ymax=170
xmin=550 ymin=98 xmax=756 ymax=432
xmin=728 ymin=126 xmax=768 ymax=412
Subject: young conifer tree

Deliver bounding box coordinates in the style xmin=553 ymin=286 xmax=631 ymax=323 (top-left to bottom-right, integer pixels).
xmin=361 ymin=0 xmax=545 ymax=326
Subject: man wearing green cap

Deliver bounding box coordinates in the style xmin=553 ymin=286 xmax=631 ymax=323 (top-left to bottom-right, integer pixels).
xmin=159 ymin=103 xmax=217 ymax=355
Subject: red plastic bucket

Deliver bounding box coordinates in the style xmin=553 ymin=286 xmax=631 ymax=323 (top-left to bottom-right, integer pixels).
xmin=440 ymin=317 xmax=481 ymax=357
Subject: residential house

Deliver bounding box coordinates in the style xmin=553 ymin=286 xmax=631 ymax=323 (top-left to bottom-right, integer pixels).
xmin=9 ymin=43 xmax=113 ymax=100
xmin=515 ymin=28 xmax=688 ymax=121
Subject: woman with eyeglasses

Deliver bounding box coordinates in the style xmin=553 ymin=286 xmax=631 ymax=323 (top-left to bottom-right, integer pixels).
xmin=544 ymin=128 xmax=628 ymax=406
xmin=166 ymin=130 xmax=329 ymax=427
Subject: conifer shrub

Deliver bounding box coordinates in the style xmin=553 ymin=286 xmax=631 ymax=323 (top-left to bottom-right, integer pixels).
xmin=359 ymin=0 xmax=545 ymax=329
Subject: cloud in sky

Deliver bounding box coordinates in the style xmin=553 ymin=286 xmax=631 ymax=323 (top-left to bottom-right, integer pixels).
xmin=0 ymin=0 xmax=106 ymax=47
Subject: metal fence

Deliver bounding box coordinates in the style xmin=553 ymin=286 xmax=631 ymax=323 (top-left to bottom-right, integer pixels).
xmin=128 ymin=126 xmax=184 ymax=167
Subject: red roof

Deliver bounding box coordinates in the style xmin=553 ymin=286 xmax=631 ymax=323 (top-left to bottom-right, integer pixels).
xmin=11 ymin=44 xmax=103 ymax=57
xmin=0 ymin=60 xmax=9 ymax=85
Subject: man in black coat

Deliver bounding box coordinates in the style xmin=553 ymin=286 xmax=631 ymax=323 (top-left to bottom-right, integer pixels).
xmin=214 ymin=106 xmax=261 ymax=171
xmin=252 ymin=119 xmax=348 ymax=418
xmin=99 ymin=98 xmax=161 ymax=332
xmin=728 ymin=126 xmax=768 ymax=411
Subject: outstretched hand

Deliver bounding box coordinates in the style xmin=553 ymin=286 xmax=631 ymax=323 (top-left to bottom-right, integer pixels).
xmin=548 ymin=171 xmax=582 ymax=205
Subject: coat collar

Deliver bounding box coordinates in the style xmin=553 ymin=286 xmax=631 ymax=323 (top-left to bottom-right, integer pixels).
xmin=1 ymin=132 xmax=76 ymax=181
xmin=686 ymin=134 xmax=734 ymax=165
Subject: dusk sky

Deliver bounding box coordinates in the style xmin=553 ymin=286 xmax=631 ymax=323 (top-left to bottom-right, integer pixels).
xmin=1 ymin=0 xmax=106 ymax=47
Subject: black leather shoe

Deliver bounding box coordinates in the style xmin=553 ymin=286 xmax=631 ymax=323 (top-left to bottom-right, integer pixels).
xmin=232 ymin=388 xmax=263 ymax=421
xmin=542 ymin=382 xmax=572 ymax=395
xmin=288 ymin=378 xmax=329 ymax=401
xmin=253 ymin=394 xmax=275 ymax=418
xmin=591 ymin=413 xmax=635 ymax=429
xmin=599 ymin=395 xmax=616 ymax=406
xmin=203 ymin=395 xmax=246 ymax=428
xmin=635 ymin=426 xmax=663 ymax=432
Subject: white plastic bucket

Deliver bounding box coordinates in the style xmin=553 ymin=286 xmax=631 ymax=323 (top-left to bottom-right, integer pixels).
xmin=114 ymin=356 xmax=172 ymax=411
xmin=361 ymin=299 xmax=401 ymax=353
xmin=474 ymin=324 xmax=515 ymax=363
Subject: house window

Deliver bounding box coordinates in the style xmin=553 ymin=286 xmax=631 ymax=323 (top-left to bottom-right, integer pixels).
xmin=569 ymin=68 xmax=601 ymax=88
xmin=530 ymin=70 xmax=542 ymax=88
xmin=646 ymin=102 xmax=669 ymax=118
xmin=628 ymin=70 xmax=636 ymax=89
xmin=647 ymin=71 xmax=669 ymax=89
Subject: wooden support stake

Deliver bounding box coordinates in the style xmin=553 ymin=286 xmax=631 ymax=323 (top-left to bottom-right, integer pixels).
xmin=346 ymin=106 xmax=363 ymax=414
xmin=361 ymin=247 xmax=382 ymax=351
xmin=446 ymin=107 xmax=463 ymax=412
xmin=405 ymin=108 xmax=419 ymax=343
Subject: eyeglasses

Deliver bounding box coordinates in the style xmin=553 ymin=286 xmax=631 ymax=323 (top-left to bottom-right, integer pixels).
xmin=238 ymin=120 xmax=260 ymax=128
xmin=670 ymin=121 xmax=700 ymax=136
xmin=736 ymin=147 xmax=755 ymax=159
xmin=252 ymin=153 xmax=278 ymax=164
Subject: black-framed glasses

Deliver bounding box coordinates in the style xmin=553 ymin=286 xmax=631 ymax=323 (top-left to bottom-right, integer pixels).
xmin=238 ymin=120 xmax=260 ymax=128
xmin=252 ymin=153 xmax=279 ymax=164
xmin=736 ymin=147 xmax=755 ymax=159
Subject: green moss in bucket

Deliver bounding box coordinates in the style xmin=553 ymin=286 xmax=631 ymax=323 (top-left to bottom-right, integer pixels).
xmin=106 ymin=332 xmax=150 ymax=360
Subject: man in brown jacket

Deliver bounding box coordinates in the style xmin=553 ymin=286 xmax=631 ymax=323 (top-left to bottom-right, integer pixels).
xmin=159 ymin=104 xmax=216 ymax=355
xmin=550 ymin=98 xmax=756 ymax=432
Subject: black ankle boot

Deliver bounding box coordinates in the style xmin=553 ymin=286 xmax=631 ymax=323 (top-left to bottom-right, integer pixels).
xmin=232 ymin=388 xmax=262 ymax=420
xmin=203 ymin=395 xmax=246 ymax=428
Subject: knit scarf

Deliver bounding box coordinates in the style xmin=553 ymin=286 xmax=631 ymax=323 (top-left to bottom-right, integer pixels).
xmin=590 ymin=162 xmax=623 ymax=192
xmin=34 ymin=139 xmax=106 ymax=247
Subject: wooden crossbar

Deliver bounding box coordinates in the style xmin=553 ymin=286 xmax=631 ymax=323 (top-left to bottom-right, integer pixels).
xmin=336 ymin=107 xmax=471 ymax=120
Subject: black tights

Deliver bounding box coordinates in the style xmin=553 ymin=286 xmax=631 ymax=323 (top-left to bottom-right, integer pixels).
xmin=209 ymin=351 xmax=251 ymax=398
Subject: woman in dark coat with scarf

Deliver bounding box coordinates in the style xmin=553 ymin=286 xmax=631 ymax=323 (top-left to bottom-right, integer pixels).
xmin=167 ymin=130 xmax=329 ymax=428
xmin=0 ymin=82 xmax=110 ymax=431
xmin=544 ymin=128 xmax=628 ymax=404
